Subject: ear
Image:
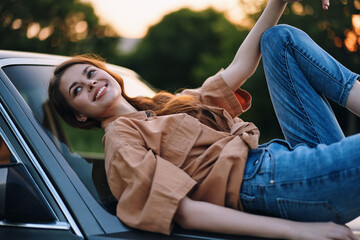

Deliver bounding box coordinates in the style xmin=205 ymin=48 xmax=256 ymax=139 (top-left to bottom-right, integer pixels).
xmin=76 ymin=114 xmax=88 ymax=122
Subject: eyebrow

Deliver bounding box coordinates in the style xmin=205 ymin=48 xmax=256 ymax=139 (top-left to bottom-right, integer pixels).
xmin=82 ymin=65 xmax=90 ymax=76
xmin=68 ymin=66 xmax=90 ymax=96
xmin=68 ymin=81 xmax=78 ymax=96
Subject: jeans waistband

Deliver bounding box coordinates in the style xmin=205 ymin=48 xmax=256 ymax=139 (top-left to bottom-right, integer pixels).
xmin=244 ymin=139 xmax=291 ymax=180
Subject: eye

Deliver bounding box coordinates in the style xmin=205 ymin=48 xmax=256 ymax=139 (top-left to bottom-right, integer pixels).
xmin=73 ymin=86 xmax=82 ymax=96
xmin=87 ymin=69 xmax=95 ymax=79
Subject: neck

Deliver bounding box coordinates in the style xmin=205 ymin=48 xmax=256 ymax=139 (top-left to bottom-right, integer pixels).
xmin=106 ymin=95 xmax=137 ymax=118
xmin=117 ymin=99 xmax=137 ymax=115
xmin=100 ymin=98 xmax=138 ymax=128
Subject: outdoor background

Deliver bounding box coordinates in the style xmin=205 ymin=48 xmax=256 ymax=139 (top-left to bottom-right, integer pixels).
xmin=1 ymin=0 xmax=360 ymax=146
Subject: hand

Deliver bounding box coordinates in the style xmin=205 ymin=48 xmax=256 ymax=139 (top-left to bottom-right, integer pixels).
xmin=291 ymin=222 xmax=357 ymax=240
xmin=322 ymin=0 xmax=330 ymax=10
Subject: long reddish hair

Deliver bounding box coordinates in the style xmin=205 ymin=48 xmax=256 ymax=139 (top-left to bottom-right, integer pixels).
xmin=48 ymin=55 xmax=224 ymax=130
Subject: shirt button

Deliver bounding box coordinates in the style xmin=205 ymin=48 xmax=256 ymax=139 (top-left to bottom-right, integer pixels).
xmin=270 ymin=180 xmax=275 ymax=184
xmin=254 ymin=160 xmax=259 ymax=165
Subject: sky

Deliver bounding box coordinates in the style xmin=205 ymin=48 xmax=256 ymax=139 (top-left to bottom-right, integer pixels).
xmin=81 ymin=0 xmax=253 ymax=38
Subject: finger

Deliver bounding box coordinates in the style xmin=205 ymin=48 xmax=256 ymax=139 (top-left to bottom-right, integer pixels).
xmin=338 ymin=228 xmax=357 ymax=240
xmin=350 ymin=232 xmax=359 ymax=240
xmin=322 ymin=0 xmax=330 ymax=10
xmin=327 ymin=225 xmax=356 ymax=240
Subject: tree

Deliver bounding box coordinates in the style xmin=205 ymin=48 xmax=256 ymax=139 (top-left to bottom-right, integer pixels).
xmin=120 ymin=8 xmax=247 ymax=92
xmin=116 ymin=7 xmax=282 ymax=142
xmin=0 ymin=0 xmax=120 ymax=61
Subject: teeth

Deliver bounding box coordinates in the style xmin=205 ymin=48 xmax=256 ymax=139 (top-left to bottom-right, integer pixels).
xmin=95 ymin=86 xmax=106 ymax=100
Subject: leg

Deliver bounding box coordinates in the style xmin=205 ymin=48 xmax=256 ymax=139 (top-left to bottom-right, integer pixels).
xmin=242 ymin=134 xmax=360 ymax=224
xmin=260 ymin=25 xmax=359 ymax=147
xmin=242 ymin=24 xmax=360 ymax=224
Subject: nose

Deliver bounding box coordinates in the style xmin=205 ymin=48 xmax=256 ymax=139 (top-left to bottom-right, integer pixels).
xmin=87 ymin=80 xmax=97 ymax=92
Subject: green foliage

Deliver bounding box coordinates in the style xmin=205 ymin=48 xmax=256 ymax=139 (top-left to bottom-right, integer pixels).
xmin=0 ymin=0 xmax=120 ymax=61
xmin=118 ymin=7 xmax=283 ymax=141
xmin=120 ymin=8 xmax=247 ymax=92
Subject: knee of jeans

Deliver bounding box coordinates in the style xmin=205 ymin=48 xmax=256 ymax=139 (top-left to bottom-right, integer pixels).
xmin=261 ymin=24 xmax=296 ymax=54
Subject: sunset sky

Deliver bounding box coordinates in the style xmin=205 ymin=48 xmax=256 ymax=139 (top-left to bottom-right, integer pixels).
xmin=81 ymin=0 xmax=252 ymax=38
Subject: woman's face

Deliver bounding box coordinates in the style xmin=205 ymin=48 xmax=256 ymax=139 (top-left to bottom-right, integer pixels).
xmin=59 ymin=63 xmax=123 ymax=121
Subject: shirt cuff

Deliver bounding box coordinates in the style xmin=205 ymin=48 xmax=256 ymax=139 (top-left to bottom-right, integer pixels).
xmin=201 ymin=72 xmax=252 ymax=117
xmin=160 ymin=176 xmax=197 ymax=235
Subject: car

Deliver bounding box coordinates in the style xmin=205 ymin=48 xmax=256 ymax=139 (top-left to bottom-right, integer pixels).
xmin=0 ymin=49 xmax=359 ymax=240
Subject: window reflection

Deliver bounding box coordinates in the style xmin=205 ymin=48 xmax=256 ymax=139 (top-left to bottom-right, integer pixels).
xmin=3 ymin=64 xmax=154 ymax=213
xmin=0 ymin=136 xmax=11 ymax=165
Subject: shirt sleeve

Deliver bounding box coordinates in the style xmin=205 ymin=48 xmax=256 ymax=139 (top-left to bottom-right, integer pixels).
xmin=106 ymin=140 xmax=197 ymax=235
xmin=180 ymin=70 xmax=252 ymax=118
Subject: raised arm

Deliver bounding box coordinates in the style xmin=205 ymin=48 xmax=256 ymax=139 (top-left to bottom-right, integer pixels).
xmin=174 ymin=197 xmax=356 ymax=240
xmin=221 ymin=0 xmax=287 ymax=91
xmin=221 ymin=0 xmax=331 ymax=91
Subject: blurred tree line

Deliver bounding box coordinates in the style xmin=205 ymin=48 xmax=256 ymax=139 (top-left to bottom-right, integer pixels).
xmin=1 ymin=0 xmax=359 ymax=142
xmin=0 ymin=0 xmax=120 ymax=61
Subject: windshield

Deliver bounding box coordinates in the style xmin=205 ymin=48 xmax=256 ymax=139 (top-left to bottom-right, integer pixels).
xmin=3 ymin=63 xmax=155 ymax=213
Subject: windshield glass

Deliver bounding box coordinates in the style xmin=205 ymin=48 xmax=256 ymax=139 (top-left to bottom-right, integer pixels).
xmin=3 ymin=63 xmax=155 ymax=213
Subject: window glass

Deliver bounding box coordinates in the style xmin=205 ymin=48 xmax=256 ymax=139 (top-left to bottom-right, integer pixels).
xmin=3 ymin=65 xmax=104 ymax=155
xmin=3 ymin=64 xmax=154 ymax=213
xmin=3 ymin=65 xmax=111 ymax=208
xmin=0 ymin=134 xmax=14 ymax=165
xmin=0 ymin=128 xmax=57 ymax=223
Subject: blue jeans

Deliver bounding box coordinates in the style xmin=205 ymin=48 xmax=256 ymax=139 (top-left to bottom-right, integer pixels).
xmin=240 ymin=25 xmax=360 ymax=224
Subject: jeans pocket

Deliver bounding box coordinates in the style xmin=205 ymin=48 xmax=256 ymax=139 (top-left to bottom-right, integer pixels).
xmin=277 ymin=198 xmax=343 ymax=223
xmin=240 ymin=193 xmax=257 ymax=211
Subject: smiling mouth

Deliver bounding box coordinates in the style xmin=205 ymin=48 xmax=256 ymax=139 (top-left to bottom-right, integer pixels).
xmin=93 ymin=84 xmax=108 ymax=101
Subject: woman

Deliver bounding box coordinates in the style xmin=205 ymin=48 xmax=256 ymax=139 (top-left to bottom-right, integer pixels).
xmin=48 ymin=0 xmax=360 ymax=239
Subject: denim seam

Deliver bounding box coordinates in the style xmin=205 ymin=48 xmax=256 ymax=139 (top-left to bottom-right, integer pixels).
xmin=291 ymin=43 xmax=343 ymax=88
xmin=289 ymin=42 xmax=357 ymax=107
xmin=284 ymin=42 xmax=322 ymax=144
xmin=240 ymin=179 xmax=249 ymax=194
xmin=265 ymin=164 xmax=360 ymax=186
xmin=259 ymin=186 xmax=266 ymax=211
xmin=276 ymin=198 xmax=344 ymax=222
xmin=269 ymin=149 xmax=276 ymax=184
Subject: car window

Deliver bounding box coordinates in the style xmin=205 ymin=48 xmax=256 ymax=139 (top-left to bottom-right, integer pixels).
xmin=3 ymin=65 xmax=116 ymax=212
xmin=0 ymin=127 xmax=58 ymax=224
xmin=4 ymin=63 xmax=156 ymax=214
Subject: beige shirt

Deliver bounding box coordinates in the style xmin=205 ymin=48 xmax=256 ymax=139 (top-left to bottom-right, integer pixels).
xmin=101 ymin=71 xmax=260 ymax=235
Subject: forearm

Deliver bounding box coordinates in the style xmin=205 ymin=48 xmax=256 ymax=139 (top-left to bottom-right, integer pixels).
xmin=174 ymin=197 xmax=294 ymax=239
xmin=174 ymin=197 xmax=356 ymax=240
xmin=222 ymin=0 xmax=287 ymax=90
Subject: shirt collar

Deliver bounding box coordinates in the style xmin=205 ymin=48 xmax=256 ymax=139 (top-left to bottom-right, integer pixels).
xmin=101 ymin=110 xmax=156 ymax=129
